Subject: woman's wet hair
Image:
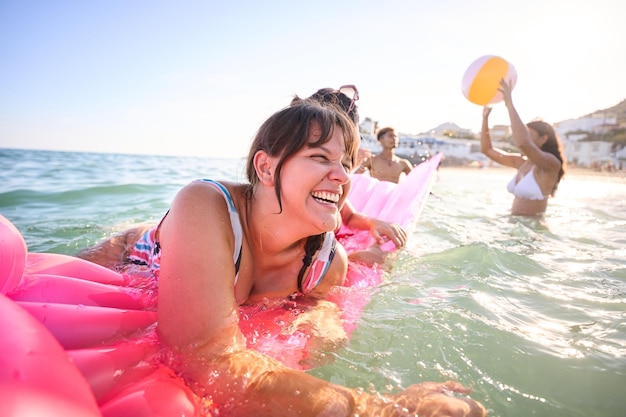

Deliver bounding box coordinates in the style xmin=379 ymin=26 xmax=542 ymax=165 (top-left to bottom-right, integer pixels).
xmin=527 ymin=120 xmax=567 ymax=196
xmin=291 ymin=88 xmax=359 ymax=125
xmin=245 ymin=98 xmax=359 ymax=208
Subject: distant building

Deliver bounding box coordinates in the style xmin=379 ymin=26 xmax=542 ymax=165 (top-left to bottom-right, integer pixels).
xmin=553 ymin=114 xmax=619 ymax=167
xmin=359 ymin=113 xmax=621 ymax=168
xmin=359 ymin=118 xmax=378 ymax=137
xmin=489 ymin=125 xmax=510 ymax=141
xmin=565 ymin=141 xmax=613 ymax=167
xmin=555 ymin=114 xmax=617 ymax=140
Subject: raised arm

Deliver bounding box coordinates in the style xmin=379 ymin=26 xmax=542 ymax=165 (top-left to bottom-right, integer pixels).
xmin=480 ymin=106 xmax=524 ymax=169
xmin=499 ymin=79 xmax=561 ymax=172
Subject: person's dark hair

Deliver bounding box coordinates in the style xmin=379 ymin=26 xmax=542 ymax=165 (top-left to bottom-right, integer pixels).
xmin=376 ymin=127 xmax=395 ymax=141
xmin=245 ymin=99 xmax=358 ymax=293
xmin=291 ymin=88 xmax=359 ymax=125
xmin=246 ymin=98 xmax=359 ymax=206
xmin=527 ymin=120 xmax=567 ymax=196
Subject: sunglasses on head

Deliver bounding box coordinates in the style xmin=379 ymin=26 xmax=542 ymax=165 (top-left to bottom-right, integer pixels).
xmin=336 ymin=85 xmax=359 ymax=114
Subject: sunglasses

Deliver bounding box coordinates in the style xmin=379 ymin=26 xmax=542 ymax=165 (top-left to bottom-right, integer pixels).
xmin=337 ymin=85 xmax=359 ymax=114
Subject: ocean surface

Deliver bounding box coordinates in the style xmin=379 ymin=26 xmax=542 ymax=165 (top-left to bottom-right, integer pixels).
xmin=1 ymin=148 xmax=625 ymax=417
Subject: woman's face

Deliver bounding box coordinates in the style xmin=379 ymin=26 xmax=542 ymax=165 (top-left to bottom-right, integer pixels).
xmin=279 ymin=122 xmax=351 ymax=233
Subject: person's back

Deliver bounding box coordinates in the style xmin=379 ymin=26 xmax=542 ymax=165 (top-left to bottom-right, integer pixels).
xmin=361 ymin=127 xmax=413 ymax=183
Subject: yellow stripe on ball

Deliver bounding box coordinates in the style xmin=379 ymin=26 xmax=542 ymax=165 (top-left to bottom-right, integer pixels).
xmin=462 ymin=55 xmax=517 ymax=106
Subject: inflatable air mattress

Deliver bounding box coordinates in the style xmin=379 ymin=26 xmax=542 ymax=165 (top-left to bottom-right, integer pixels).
xmin=0 ymin=153 xmax=441 ymax=416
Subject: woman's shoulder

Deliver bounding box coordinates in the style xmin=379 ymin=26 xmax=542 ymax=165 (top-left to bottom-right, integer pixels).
xmin=172 ymin=180 xmax=244 ymax=209
xmin=532 ymin=152 xmax=562 ymax=174
xmin=180 ymin=179 xmax=244 ymax=195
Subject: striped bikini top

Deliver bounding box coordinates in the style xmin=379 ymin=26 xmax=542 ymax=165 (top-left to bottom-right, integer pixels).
xmin=128 ymin=179 xmax=336 ymax=293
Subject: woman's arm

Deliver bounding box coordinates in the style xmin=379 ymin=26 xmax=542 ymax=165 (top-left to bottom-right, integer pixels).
xmin=156 ymin=182 xmax=355 ymax=404
xmin=157 ymin=183 xmax=485 ymax=417
xmin=499 ymin=80 xmax=561 ymax=172
xmin=157 ymin=182 xmax=242 ymax=351
xmin=169 ymin=346 xmax=486 ymax=416
xmin=340 ymin=201 xmax=407 ymax=248
xmin=339 ymin=202 xmax=406 ymax=266
xmin=354 ymin=149 xmax=372 ymax=174
xmin=480 ymin=106 xmax=523 ymax=169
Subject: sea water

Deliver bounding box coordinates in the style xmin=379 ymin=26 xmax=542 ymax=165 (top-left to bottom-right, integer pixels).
xmin=1 ymin=148 xmax=625 ymax=417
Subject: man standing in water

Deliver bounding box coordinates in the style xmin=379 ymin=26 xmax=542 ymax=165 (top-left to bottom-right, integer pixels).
xmin=358 ymin=126 xmax=414 ymax=183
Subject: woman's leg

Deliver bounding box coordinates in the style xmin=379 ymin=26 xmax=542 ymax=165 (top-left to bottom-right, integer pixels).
xmin=75 ymin=224 xmax=154 ymax=269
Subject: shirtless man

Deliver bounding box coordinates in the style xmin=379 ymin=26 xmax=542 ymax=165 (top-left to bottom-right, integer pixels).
xmin=358 ymin=127 xmax=413 ymax=183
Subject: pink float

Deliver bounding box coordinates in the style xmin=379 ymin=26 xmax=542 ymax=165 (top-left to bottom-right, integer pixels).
xmin=0 ymin=153 xmax=441 ymax=416
xmin=0 ymin=293 xmax=101 ymax=417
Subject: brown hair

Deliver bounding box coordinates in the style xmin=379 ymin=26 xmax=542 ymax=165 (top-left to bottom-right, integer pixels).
xmin=377 ymin=127 xmax=395 ymax=141
xmin=292 ymin=88 xmax=360 ymax=125
xmin=245 ymin=99 xmax=359 ymax=209
xmin=527 ymin=120 xmax=567 ymax=196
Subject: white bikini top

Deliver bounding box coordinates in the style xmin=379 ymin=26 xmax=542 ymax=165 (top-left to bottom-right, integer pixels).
xmin=507 ymin=167 xmax=547 ymax=201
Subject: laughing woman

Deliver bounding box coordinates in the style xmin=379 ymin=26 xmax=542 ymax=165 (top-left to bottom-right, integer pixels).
xmin=135 ymin=100 xmax=486 ymax=416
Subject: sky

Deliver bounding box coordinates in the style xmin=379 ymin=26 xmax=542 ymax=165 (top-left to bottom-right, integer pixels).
xmin=1 ymin=0 xmax=625 ymax=159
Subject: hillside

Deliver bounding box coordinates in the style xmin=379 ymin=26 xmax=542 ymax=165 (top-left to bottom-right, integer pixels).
xmin=583 ymin=98 xmax=626 ymax=123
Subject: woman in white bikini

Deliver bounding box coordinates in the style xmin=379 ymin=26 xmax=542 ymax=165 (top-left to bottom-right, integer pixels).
xmin=481 ymin=79 xmax=566 ymax=216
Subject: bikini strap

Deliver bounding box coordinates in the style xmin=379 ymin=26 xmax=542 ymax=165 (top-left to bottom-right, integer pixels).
xmin=195 ymin=179 xmax=243 ymax=283
xmin=297 ymin=232 xmax=337 ymax=293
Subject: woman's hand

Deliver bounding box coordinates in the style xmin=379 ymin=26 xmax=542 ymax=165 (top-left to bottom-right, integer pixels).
xmin=354 ymin=148 xmax=372 ymax=174
xmin=348 ymin=244 xmax=395 ymax=267
xmin=482 ymin=106 xmax=492 ymax=119
xmin=370 ymin=220 xmax=407 ymax=248
xmin=390 ymin=381 xmax=488 ymax=417
xmin=345 ymin=220 xmax=407 ymax=266
xmin=357 ymin=148 xmax=372 ymax=166
xmin=498 ymin=78 xmax=514 ymax=106
xmin=290 ymin=299 xmax=348 ymax=367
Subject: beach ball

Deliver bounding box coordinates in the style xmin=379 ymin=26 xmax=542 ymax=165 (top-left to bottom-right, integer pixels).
xmin=462 ymin=55 xmax=517 ymax=106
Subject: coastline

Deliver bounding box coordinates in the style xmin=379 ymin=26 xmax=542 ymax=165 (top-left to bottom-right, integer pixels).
xmin=440 ymin=165 xmax=626 ymax=183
